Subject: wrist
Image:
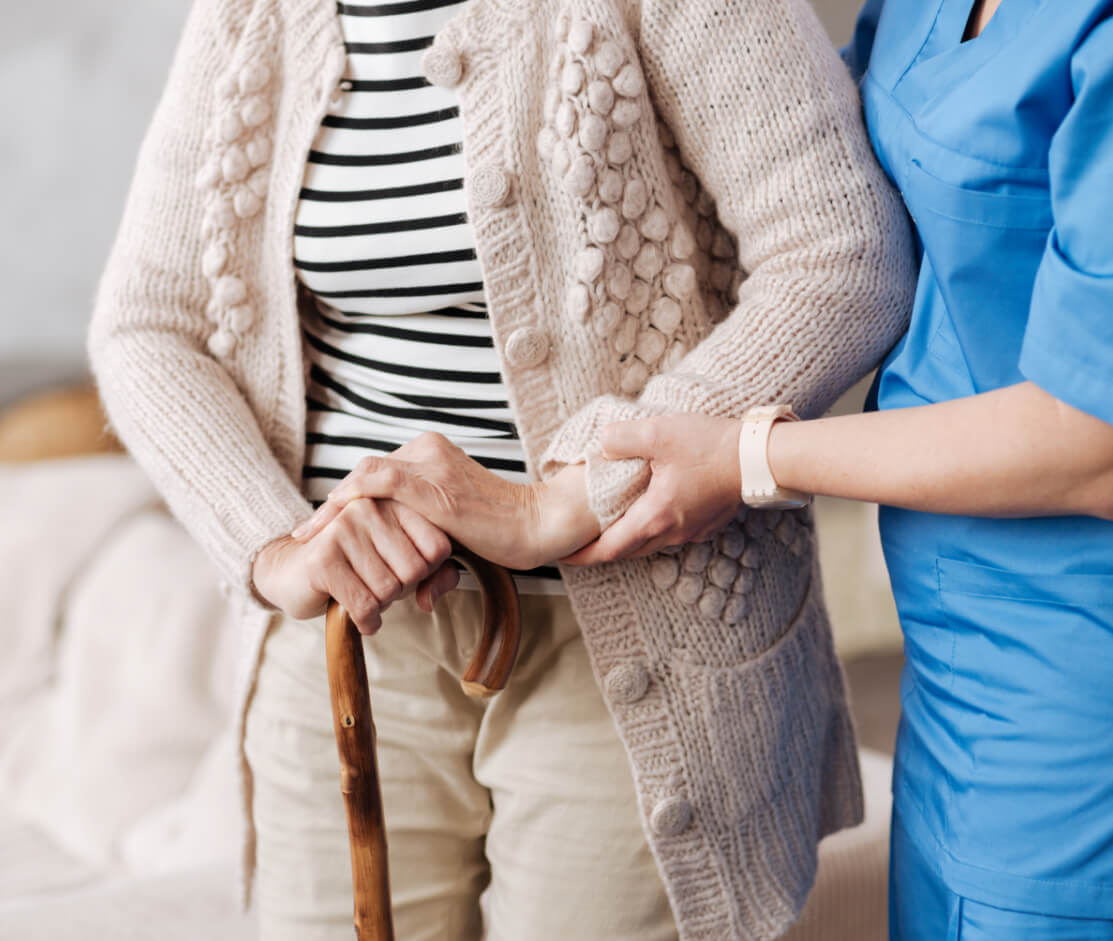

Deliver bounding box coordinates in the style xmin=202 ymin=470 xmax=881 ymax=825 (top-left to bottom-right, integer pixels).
xmin=717 ymin=419 xmax=745 ymax=503
xmin=251 ymin=534 xmax=295 ymax=607
xmin=533 ymin=464 xmax=600 ymax=563
xmin=765 ymin=417 xmax=804 ymax=496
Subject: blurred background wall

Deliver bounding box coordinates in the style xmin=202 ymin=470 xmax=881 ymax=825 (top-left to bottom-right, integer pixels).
xmin=0 ymin=2 xmax=191 ymax=364
xmin=0 ymin=0 xmax=899 ymax=658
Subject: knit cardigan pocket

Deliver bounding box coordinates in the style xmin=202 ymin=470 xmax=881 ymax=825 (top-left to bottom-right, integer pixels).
xmin=580 ymin=548 xmax=863 ymax=938
xmin=662 ymin=575 xmax=863 ymax=935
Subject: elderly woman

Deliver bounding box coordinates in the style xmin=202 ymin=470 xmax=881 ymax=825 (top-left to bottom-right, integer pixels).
xmin=89 ymin=0 xmax=913 ymax=938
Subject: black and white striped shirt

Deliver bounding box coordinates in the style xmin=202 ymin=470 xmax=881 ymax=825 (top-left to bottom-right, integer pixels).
xmin=294 ymin=0 xmax=561 ymax=589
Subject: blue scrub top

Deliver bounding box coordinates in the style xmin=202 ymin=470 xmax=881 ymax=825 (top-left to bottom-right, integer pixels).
xmin=849 ymin=0 xmax=1113 ymax=917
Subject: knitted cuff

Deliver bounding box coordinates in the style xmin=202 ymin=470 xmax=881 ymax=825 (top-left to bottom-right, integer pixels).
xmin=540 ymin=394 xmax=663 ymax=527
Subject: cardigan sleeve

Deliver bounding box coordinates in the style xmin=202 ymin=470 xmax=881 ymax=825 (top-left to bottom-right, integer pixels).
xmin=541 ymin=0 xmax=915 ymax=526
xmin=88 ymin=0 xmax=313 ymax=598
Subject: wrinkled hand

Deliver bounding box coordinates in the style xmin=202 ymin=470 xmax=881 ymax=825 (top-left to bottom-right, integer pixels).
xmin=292 ymin=432 xmax=598 ymax=570
xmin=563 ymin=414 xmax=742 ymax=565
xmin=252 ymin=498 xmax=458 ymax=635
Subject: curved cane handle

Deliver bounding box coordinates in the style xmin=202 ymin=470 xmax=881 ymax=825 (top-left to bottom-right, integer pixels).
xmin=325 ymin=548 xmax=521 ymax=941
xmin=449 ymin=543 xmax=522 ymax=698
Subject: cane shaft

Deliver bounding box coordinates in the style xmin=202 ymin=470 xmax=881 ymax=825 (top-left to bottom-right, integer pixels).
xmin=325 ymin=547 xmax=521 ymax=941
xmin=325 ymin=600 xmax=394 ymax=941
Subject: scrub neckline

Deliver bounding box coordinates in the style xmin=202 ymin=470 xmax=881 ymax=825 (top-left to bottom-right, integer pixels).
xmin=894 ymin=0 xmax=1043 ymax=117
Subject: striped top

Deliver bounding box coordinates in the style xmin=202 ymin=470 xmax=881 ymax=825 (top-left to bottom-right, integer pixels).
xmin=294 ymin=0 xmax=561 ymax=589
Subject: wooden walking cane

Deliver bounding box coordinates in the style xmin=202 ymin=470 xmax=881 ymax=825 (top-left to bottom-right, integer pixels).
xmin=325 ymin=543 xmax=522 ymax=941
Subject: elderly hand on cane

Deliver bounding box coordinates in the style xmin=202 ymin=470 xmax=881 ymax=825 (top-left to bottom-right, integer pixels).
xmin=289 ymin=431 xmax=601 ymax=584
xmin=251 ymin=497 xmax=460 ymax=635
xmin=252 ymin=432 xmax=597 ymax=941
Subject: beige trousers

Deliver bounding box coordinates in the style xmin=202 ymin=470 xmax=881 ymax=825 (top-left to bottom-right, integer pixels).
xmin=243 ymin=589 xmax=678 ymax=941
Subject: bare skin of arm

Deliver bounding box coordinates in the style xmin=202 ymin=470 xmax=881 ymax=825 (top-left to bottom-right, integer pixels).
xmin=565 ymin=382 xmax=1113 ymax=564
xmin=291 ymin=434 xmax=600 ymax=572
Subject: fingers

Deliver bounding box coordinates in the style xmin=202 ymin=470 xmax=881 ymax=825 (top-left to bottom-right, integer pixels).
xmin=293 ymin=457 xmax=424 ymax=544
xmin=331 ymin=454 xmax=414 ymax=505
xmin=391 ymin=430 xmax=459 ymax=462
xmin=305 ymin=536 xmax=385 ymax=635
xmin=291 ymin=499 xmax=342 ymax=543
xmin=414 ymin=562 xmax=461 ymax=613
xmin=389 ymin=501 xmax=452 ymax=568
xmin=561 ymin=470 xmax=736 ymax=564
xmin=561 ymin=533 xmax=646 ymax=566
xmin=562 ymin=498 xmax=663 ymax=564
xmin=343 ymin=500 xmax=424 ymax=602
xmin=599 ymin=419 xmax=661 ymax=461
xmin=303 ymin=499 xmax=448 ymax=634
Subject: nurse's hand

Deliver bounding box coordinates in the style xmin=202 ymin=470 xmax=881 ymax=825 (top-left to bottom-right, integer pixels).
xmin=252 ymin=499 xmax=458 ymax=635
xmin=563 ymin=414 xmax=743 ymax=565
xmin=291 ymin=432 xmax=600 ymax=571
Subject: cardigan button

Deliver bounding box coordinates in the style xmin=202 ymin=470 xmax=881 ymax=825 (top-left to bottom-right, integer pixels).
xmin=604 ymin=663 xmax=650 ymax=704
xmin=504 ymin=327 xmax=550 ymax=369
xmin=471 ymin=165 xmax=513 ymax=209
xmin=651 ymin=796 xmax=693 ymax=837
xmin=422 ymin=44 xmax=463 ymax=88
xmin=207 ymin=329 xmax=236 ymax=358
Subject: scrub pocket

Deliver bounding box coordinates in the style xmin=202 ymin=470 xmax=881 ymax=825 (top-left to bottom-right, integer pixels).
xmin=902 ymin=159 xmax=1052 ymax=230
xmin=934 ymin=556 xmax=1113 ymax=897
xmin=956 ymin=898 xmax=1113 ymax=940
xmin=899 ymin=159 xmax=1052 ymax=392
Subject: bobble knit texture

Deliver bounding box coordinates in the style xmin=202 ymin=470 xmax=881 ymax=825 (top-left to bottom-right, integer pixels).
xmin=88 ymin=0 xmax=916 ymax=938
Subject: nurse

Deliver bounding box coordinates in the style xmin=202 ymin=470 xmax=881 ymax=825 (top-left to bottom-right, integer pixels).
xmin=567 ymin=0 xmax=1113 ymax=937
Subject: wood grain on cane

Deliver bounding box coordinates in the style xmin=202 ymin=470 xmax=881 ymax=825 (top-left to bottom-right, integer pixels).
xmin=325 ymin=546 xmax=521 ymax=940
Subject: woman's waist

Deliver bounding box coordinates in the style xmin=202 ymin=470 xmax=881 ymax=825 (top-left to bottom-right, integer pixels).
xmin=880 ymin=507 xmax=1113 ymax=725
xmin=882 ymin=508 xmax=1113 ymax=782
xmin=889 ymin=517 xmax=1113 ymax=911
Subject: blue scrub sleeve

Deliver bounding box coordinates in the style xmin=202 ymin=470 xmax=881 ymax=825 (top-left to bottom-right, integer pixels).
xmin=1020 ymin=15 xmax=1113 ymax=427
xmin=841 ymin=0 xmax=886 ymax=81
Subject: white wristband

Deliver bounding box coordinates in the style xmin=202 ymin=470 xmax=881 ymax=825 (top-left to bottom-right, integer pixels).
xmin=739 ymin=406 xmax=811 ymax=509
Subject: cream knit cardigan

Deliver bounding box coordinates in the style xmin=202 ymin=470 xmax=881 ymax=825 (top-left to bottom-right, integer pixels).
xmin=89 ymin=0 xmax=915 ymax=937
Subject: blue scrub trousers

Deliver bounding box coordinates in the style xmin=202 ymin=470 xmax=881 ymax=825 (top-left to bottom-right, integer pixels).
xmin=890 ymin=811 xmax=1113 ymax=940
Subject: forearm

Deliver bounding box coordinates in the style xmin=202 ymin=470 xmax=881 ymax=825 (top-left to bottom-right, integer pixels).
xmin=636 ymin=0 xmax=915 ymax=424
xmin=533 ymin=463 xmax=601 ymax=563
xmin=92 ymin=336 xmax=312 ymax=591
xmin=768 ymin=382 xmax=1113 ymax=519
xmin=302 ymin=435 xmax=601 ymax=572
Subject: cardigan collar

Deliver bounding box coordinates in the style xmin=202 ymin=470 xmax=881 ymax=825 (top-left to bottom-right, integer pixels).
xmin=279 ymin=0 xmax=532 ymax=76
